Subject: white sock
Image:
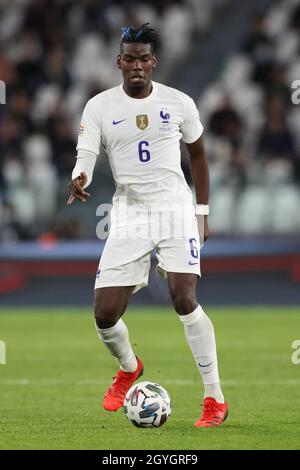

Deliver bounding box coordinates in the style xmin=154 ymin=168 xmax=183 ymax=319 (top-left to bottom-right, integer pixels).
xmin=95 ymin=318 xmax=138 ymax=372
xmin=179 ymin=305 xmax=225 ymax=403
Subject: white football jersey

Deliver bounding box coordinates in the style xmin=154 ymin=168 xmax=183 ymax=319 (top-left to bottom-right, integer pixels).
xmin=76 ymin=81 xmax=203 ymax=209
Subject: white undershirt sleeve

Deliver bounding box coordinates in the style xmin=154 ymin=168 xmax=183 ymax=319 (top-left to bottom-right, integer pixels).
xmin=72 ymin=97 xmax=102 ymax=188
xmin=72 ymin=149 xmax=98 ymax=188
xmin=76 ymin=98 xmax=102 ymax=154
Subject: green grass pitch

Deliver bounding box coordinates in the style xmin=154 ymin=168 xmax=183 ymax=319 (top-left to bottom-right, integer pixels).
xmin=0 ymin=307 xmax=300 ymax=450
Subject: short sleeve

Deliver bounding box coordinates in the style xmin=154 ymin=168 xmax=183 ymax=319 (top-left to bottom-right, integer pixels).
xmin=180 ymin=95 xmax=204 ymax=144
xmin=76 ymin=99 xmax=102 ymax=155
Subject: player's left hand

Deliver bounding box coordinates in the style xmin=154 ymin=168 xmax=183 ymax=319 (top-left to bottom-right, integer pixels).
xmin=196 ymin=214 xmax=209 ymax=248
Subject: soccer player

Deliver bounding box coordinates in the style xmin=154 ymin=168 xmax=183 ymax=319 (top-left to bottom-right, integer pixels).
xmin=68 ymin=24 xmax=228 ymax=427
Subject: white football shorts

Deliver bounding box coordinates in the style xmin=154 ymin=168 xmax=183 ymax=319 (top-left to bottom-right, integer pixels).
xmin=94 ymin=211 xmax=201 ymax=293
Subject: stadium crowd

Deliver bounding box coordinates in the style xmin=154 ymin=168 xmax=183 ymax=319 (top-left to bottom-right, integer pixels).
xmin=0 ymin=0 xmax=299 ymax=240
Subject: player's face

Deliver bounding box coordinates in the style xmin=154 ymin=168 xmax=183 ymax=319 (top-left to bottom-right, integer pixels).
xmin=117 ymin=43 xmax=157 ymax=90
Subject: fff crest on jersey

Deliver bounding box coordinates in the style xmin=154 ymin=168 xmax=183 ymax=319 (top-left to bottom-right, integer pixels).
xmin=136 ymin=114 xmax=148 ymax=130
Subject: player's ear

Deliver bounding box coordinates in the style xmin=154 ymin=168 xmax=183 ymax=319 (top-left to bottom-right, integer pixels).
xmin=117 ymin=54 xmax=121 ymax=69
xmin=152 ymin=55 xmax=157 ymax=68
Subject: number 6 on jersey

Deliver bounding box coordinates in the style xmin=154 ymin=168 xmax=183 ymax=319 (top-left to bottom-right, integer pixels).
xmin=138 ymin=141 xmax=151 ymax=162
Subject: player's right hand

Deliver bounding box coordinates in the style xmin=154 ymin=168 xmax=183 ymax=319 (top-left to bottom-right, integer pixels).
xmin=67 ymin=172 xmax=91 ymax=205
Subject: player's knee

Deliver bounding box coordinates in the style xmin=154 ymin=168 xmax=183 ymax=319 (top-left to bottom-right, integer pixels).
xmin=94 ymin=294 xmax=120 ymax=329
xmin=94 ymin=314 xmax=117 ymax=329
xmin=171 ymin=291 xmax=198 ymax=315
xmin=94 ymin=308 xmax=118 ymax=329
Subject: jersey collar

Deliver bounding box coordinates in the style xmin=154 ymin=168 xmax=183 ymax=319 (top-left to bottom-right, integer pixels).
xmin=119 ymin=81 xmax=157 ymax=103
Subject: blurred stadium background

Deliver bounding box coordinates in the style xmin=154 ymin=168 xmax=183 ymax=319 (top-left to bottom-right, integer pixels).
xmin=0 ymin=0 xmax=300 ymax=306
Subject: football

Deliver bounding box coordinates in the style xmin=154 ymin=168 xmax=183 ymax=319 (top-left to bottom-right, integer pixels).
xmin=123 ymin=381 xmax=171 ymax=428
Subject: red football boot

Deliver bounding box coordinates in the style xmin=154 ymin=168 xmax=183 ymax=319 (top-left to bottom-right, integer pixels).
xmin=102 ymin=357 xmax=144 ymax=411
xmin=194 ymin=397 xmax=228 ymax=427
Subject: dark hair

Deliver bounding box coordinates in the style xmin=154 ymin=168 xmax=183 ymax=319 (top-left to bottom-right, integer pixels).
xmin=120 ymin=23 xmax=160 ymax=54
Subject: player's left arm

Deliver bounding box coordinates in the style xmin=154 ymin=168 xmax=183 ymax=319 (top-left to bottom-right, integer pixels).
xmin=186 ymin=137 xmax=209 ymax=245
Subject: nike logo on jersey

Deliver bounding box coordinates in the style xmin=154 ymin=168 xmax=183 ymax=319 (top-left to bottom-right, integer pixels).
xmin=112 ymin=119 xmax=126 ymax=125
xmin=189 ymin=261 xmax=198 ymax=265
xmin=198 ymin=361 xmax=213 ymax=368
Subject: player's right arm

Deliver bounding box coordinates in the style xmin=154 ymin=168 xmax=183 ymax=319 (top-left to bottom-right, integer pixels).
xmin=67 ymin=98 xmax=102 ymax=205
